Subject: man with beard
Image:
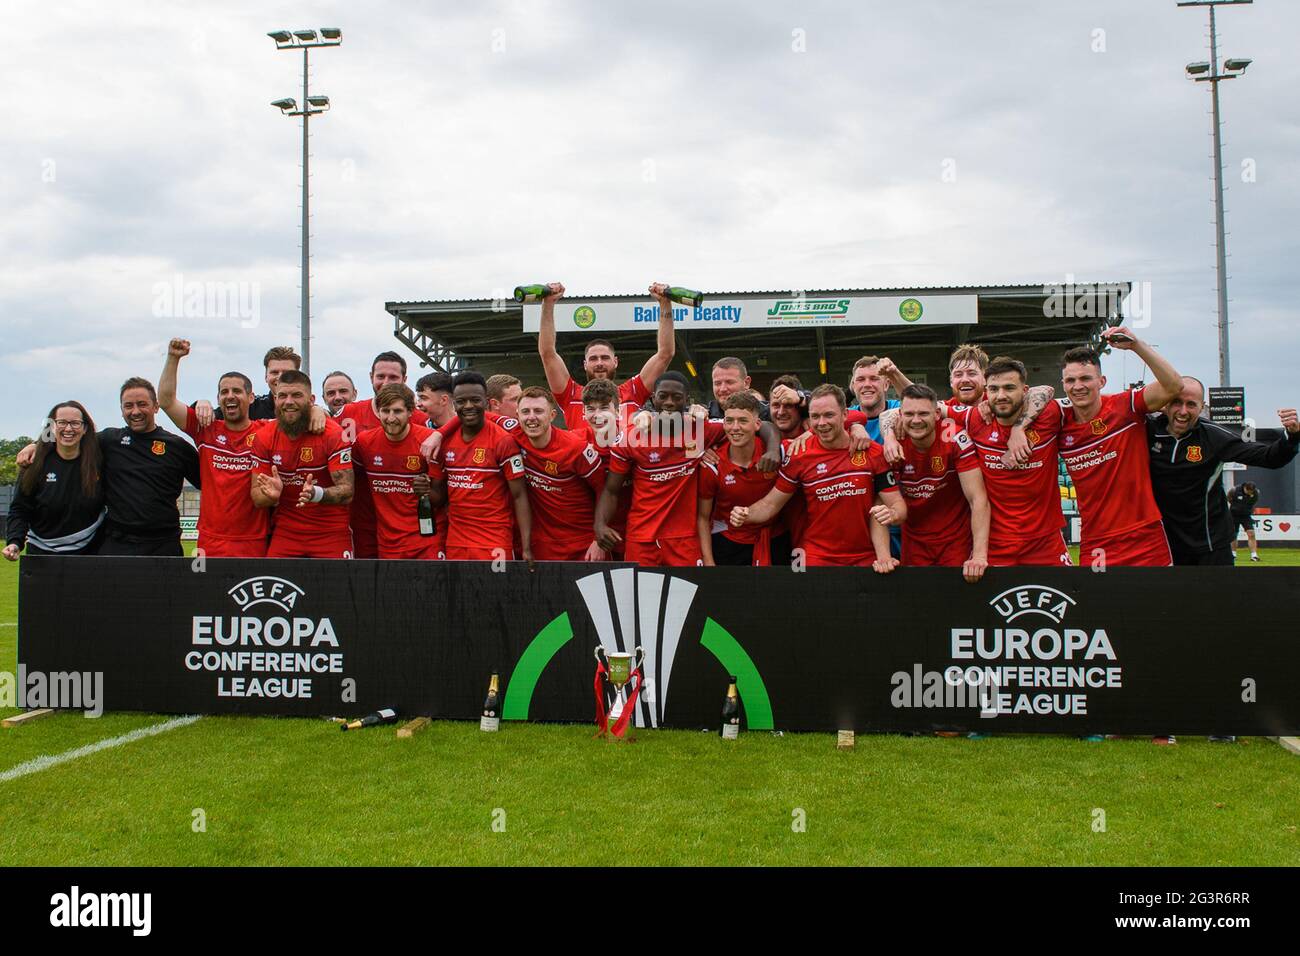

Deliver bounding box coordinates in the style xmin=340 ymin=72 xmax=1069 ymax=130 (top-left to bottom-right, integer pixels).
xmin=251 ymin=371 xmax=355 ymax=558
xmin=707 ymin=358 xmax=770 ymax=420
xmin=352 ymin=383 xmax=440 ymax=559
xmin=321 ymin=371 xmax=357 ymax=416
xmin=1147 ymin=376 xmax=1299 ymax=565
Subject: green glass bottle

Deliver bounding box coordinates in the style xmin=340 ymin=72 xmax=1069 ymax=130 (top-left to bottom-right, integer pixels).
xmin=514 ymin=284 xmax=549 ymax=303
xmin=667 ymin=287 xmax=704 ymax=308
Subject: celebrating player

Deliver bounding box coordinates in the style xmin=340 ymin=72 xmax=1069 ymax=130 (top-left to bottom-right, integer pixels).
xmin=537 ymin=281 xmax=676 ymax=430
xmin=321 ymin=371 xmax=358 ymax=416
xmin=485 ymin=374 xmax=523 ymax=419
xmin=891 ymin=384 xmax=989 ymax=581
xmin=351 ymin=383 xmax=440 ymax=559
xmin=157 ymin=338 xmax=277 ymax=557
xmin=731 ymin=385 xmax=902 ymax=570
xmin=698 ymin=392 xmax=780 ymax=566
xmin=250 ymin=371 xmax=355 ymax=559
xmin=426 ymin=371 xmax=531 ymax=562
xmin=596 ymin=372 xmax=781 ymax=567
xmin=416 ymin=372 xmax=456 ymax=429
xmin=1057 ymin=330 xmax=1183 ymax=566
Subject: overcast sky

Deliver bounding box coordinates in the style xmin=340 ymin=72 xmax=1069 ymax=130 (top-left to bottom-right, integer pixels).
xmin=2 ymin=0 xmax=1296 ymax=437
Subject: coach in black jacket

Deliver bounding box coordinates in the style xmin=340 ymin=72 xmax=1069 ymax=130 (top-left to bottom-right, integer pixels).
xmin=1147 ymin=377 xmax=1299 ymax=565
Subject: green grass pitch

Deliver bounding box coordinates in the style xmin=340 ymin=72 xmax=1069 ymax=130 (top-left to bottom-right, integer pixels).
xmin=1 ymin=550 xmax=1298 ymax=866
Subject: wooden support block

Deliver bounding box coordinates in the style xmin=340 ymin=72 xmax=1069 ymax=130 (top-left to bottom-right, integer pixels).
xmin=396 ymin=716 xmax=431 ymax=739
xmin=1277 ymin=736 xmax=1300 ymax=757
xmin=2 ymin=708 xmax=55 ymax=728
xmin=836 ymin=729 xmax=855 ymax=750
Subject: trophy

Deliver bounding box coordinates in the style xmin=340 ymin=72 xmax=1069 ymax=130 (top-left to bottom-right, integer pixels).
xmin=594 ymin=645 xmax=645 ymax=741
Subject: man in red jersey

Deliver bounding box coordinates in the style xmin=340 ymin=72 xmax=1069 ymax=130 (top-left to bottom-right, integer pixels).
xmin=351 ymin=383 xmax=440 ymax=559
xmin=891 ymin=384 xmax=990 ymax=581
xmin=537 ymin=281 xmax=676 ymax=430
xmin=596 ymin=372 xmax=781 ymax=567
xmin=426 ymin=371 xmax=531 ymax=562
xmin=1058 ymin=328 xmax=1182 ymax=567
xmin=946 ymin=356 xmax=1070 ymax=566
xmin=576 ymin=379 xmax=630 ymax=557
xmin=698 ymin=392 xmax=780 ymax=566
xmin=731 ymin=385 xmax=903 ymax=570
xmin=157 ymin=338 xmax=273 ymax=556
xmin=337 ymin=351 xmax=430 ymax=558
xmin=251 ymin=371 xmax=355 ymax=558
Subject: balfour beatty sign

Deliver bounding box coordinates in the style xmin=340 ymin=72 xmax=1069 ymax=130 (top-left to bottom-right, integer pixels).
xmin=522 ymin=293 xmax=978 ymax=332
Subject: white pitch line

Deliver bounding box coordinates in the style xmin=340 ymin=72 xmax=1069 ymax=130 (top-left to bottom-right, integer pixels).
xmin=0 ymin=715 xmax=201 ymax=783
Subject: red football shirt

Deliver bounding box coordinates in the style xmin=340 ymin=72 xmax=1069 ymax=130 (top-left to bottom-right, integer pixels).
xmin=352 ymin=423 xmax=437 ymax=556
xmin=775 ymin=438 xmax=896 ymax=564
xmin=577 ymin=422 xmax=631 ymax=539
xmin=554 ymin=375 xmax=651 ymax=432
xmin=698 ymin=437 xmax=780 ymax=544
xmin=251 ymin=417 xmax=353 ymax=542
xmin=1058 ymin=388 xmax=1161 ymax=540
xmin=892 ymin=427 xmax=979 ymax=544
xmin=430 ymin=419 xmax=526 ymax=550
xmin=337 ymin=399 xmax=431 ymax=535
xmin=952 ymin=401 xmax=1065 ymax=546
xmin=609 ymin=419 xmax=726 ymax=542
xmin=184 ymin=408 xmax=270 ymax=544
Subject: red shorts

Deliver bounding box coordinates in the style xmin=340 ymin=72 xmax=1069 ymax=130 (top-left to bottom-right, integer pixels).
xmin=350 ymin=525 xmax=379 ymax=560
xmin=267 ymin=532 xmax=354 ymax=559
xmin=195 ymin=534 xmax=268 ymax=558
xmin=532 ymin=540 xmax=594 ymax=562
xmin=1080 ymin=521 xmax=1172 ymax=568
xmin=800 ymin=549 xmax=875 ymax=568
xmin=624 ymin=535 xmax=703 ymax=567
xmin=902 ymin=533 xmax=971 ymax=567
xmin=445 ymin=546 xmax=514 ymax=562
xmin=381 ymin=538 xmax=444 ymax=560
xmin=988 ymin=531 xmax=1072 ymax=568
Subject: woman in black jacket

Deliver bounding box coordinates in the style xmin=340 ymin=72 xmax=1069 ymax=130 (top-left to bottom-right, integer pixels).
xmin=4 ymin=401 xmax=106 ymax=558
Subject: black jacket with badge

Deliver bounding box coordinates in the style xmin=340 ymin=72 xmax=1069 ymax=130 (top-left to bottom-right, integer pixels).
xmin=1146 ymin=414 xmax=1298 ymax=554
xmin=98 ymin=426 xmax=201 ymax=537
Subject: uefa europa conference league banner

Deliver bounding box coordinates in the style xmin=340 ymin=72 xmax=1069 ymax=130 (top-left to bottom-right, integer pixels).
xmin=17 ymin=557 xmax=1300 ymax=735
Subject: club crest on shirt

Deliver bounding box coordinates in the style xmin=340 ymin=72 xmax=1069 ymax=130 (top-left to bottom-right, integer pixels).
xmin=151 ymin=441 xmax=166 ymax=456
xmin=300 ymin=447 xmax=314 ymax=463
xmin=1090 ymin=418 xmax=1106 ymax=436
xmin=544 ymin=459 xmax=559 ymax=476
xmin=406 ymin=455 xmax=420 ymax=471
xmin=1026 ymin=429 xmax=1041 ymax=446
xmin=850 ymin=450 xmax=868 ymax=467
xmin=931 ymin=455 xmax=944 ymax=474
xmin=1187 ymin=445 xmax=1203 ymax=463
xmin=472 ymin=447 xmax=487 ymax=464
xmin=246 ymin=433 xmax=256 ymax=446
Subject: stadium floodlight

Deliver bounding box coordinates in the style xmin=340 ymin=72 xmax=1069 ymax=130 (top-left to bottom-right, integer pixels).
xmin=1223 ymin=57 xmax=1252 ymax=73
xmin=267 ymin=28 xmax=342 ymax=378
xmin=1185 ymin=61 xmax=1211 ymax=75
xmin=270 ymin=98 xmax=297 ymax=112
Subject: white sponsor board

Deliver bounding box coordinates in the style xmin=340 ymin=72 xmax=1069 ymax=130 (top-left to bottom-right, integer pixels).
xmin=523 ymin=293 xmax=978 ymax=333
xmin=181 ymin=516 xmax=198 ymax=541
xmin=1238 ymin=514 xmax=1300 ymax=542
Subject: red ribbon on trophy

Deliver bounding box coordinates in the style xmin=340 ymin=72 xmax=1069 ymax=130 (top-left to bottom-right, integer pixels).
xmin=593 ymin=646 xmax=645 ymax=740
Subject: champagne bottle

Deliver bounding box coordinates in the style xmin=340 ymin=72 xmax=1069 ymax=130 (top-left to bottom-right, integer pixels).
xmin=481 ymin=673 xmax=501 ymax=732
xmin=721 ymin=677 xmax=740 ymax=740
xmin=418 ymin=494 xmax=435 ymax=536
xmin=667 ymin=287 xmax=704 ymax=308
xmin=514 ymin=284 xmax=549 ymax=303
xmin=340 ymin=707 xmax=398 ymax=731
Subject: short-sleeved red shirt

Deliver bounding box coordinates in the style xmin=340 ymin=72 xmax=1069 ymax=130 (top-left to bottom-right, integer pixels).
xmin=698 ymin=437 xmax=780 ymax=544
xmin=893 ymin=427 xmax=979 ymax=544
xmin=1058 ymin=388 xmax=1161 ymax=540
xmin=251 ymin=417 xmax=353 ymax=542
xmin=184 ymin=408 xmax=270 ymax=543
xmin=775 ymin=438 xmax=896 ymax=564
xmin=352 ymin=423 xmax=436 ymax=556
xmin=554 ymin=376 xmax=650 ymax=432
xmin=609 ymin=419 xmax=726 ymax=542
xmin=430 ymin=419 xmax=525 ymax=550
